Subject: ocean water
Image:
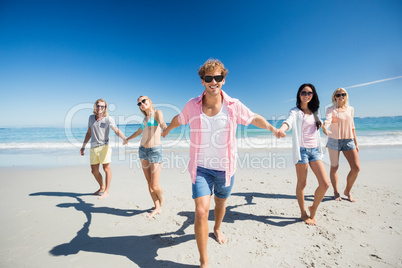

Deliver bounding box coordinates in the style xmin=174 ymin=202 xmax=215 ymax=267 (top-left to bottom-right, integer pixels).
xmin=0 ymin=116 xmax=401 ymax=167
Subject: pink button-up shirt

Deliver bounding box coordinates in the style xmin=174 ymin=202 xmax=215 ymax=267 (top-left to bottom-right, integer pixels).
xmin=178 ymin=90 xmax=254 ymax=186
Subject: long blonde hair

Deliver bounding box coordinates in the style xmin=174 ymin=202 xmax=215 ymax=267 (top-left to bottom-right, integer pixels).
xmin=137 ymin=96 xmax=155 ymax=116
xmin=93 ymin=98 xmax=108 ymax=116
xmin=331 ymin=88 xmax=350 ymax=107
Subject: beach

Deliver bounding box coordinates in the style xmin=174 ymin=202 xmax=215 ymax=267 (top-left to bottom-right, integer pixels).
xmin=1 ymin=146 xmax=401 ymax=267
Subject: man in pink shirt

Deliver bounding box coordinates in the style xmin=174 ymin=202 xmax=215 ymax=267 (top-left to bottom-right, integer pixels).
xmin=163 ymin=59 xmax=279 ymax=268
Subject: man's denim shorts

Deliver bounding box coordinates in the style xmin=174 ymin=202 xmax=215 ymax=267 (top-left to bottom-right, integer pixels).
xmin=139 ymin=145 xmax=162 ymax=163
xmin=326 ymin=138 xmax=356 ymax=151
xmin=192 ymin=166 xmax=234 ymax=199
xmin=297 ymin=147 xmax=322 ymax=164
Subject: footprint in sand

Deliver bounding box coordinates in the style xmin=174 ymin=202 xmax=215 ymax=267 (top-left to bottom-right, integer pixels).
xmin=369 ymin=254 xmax=383 ymax=261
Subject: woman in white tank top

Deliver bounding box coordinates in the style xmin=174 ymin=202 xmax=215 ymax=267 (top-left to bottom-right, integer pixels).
xmin=278 ymin=84 xmax=330 ymax=226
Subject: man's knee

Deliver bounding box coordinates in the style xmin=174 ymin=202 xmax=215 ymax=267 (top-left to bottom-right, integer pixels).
xmin=91 ymin=168 xmax=100 ymax=176
xmin=103 ymin=164 xmax=111 ymax=172
xmin=195 ymin=205 xmax=210 ymax=220
xmin=214 ymin=196 xmax=227 ymax=208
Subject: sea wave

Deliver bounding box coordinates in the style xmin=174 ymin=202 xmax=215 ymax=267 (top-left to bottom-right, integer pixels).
xmin=1 ymin=135 xmax=402 ymax=151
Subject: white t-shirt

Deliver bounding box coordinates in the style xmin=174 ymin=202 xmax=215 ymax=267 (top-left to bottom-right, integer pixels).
xmin=88 ymin=115 xmax=116 ymax=148
xmin=197 ymin=103 xmax=230 ymax=171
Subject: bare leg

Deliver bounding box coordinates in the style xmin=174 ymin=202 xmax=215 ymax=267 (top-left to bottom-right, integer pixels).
xmin=295 ymin=164 xmax=309 ymax=221
xmin=342 ymin=149 xmax=360 ymax=202
xmin=91 ymin=164 xmax=104 ymax=195
xmin=141 ymin=160 xmax=163 ymax=217
xmin=147 ymin=162 xmax=163 ymax=217
xmin=307 ymin=160 xmax=330 ymax=225
xmin=328 ymin=148 xmax=341 ymax=201
xmin=213 ymin=196 xmax=228 ymax=244
xmin=194 ymin=195 xmax=211 ymax=268
xmin=99 ymin=163 xmax=111 ymax=199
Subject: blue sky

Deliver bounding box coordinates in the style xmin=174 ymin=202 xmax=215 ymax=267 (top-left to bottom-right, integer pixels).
xmin=1 ymin=0 xmax=401 ymax=127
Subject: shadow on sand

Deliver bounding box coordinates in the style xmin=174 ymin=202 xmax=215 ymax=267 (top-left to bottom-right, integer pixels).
xmin=30 ymin=191 xmax=197 ymax=267
xmin=30 ymin=189 xmax=329 ymax=266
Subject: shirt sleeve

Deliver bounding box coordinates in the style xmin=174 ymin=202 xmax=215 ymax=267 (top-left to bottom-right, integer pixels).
xmin=88 ymin=115 xmax=94 ymax=128
xmin=235 ymin=101 xmax=255 ymax=126
xmin=178 ymin=101 xmax=191 ymax=125
xmin=323 ymin=107 xmax=333 ymax=128
xmin=283 ymin=108 xmax=295 ymax=131
xmin=108 ymin=116 xmax=116 ymax=128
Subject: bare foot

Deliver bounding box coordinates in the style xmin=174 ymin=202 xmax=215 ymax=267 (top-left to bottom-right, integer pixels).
xmin=334 ymin=192 xmax=342 ymax=201
xmin=93 ymin=188 xmax=104 ymax=196
xmin=200 ymin=262 xmax=209 ymax=268
xmin=147 ymin=207 xmax=161 ymax=218
xmin=305 ymin=206 xmax=317 ymax=225
xmin=300 ymin=210 xmax=309 ymax=221
xmin=304 ymin=217 xmax=316 ymax=225
xmin=344 ymin=191 xmax=356 ymax=202
xmin=98 ymin=191 xmax=109 ymax=199
xmin=213 ymin=229 xmax=227 ymax=244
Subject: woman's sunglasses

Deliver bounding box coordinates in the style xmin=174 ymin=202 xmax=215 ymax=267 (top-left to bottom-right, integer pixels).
xmin=137 ymin=99 xmax=147 ymax=106
xmin=300 ymin=91 xmax=313 ymax=96
xmin=335 ymin=93 xmax=347 ymax=98
xmin=203 ymin=75 xmax=224 ymax=83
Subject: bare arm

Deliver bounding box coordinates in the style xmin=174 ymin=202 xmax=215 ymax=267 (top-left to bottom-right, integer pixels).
xmin=112 ymin=126 xmax=127 ymax=144
xmin=80 ymin=127 xmax=91 ymax=155
xmin=321 ymin=125 xmax=331 ymax=136
xmin=352 ymin=128 xmax=359 ymax=153
xmin=123 ymin=127 xmax=143 ymax=145
xmin=322 ymin=108 xmax=333 ymax=136
xmin=162 ymin=115 xmax=181 ymax=138
xmin=155 ymin=110 xmax=167 ymax=131
xmin=251 ymin=113 xmax=280 ymax=138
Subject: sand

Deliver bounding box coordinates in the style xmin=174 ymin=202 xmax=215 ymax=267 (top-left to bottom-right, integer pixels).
xmin=0 ymin=149 xmax=401 ymax=267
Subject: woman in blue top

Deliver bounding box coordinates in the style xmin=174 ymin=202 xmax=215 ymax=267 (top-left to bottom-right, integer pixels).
xmin=124 ymin=96 xmax=167 ymax=218
xmin=278 ymin=84 xmax=330 ymax=225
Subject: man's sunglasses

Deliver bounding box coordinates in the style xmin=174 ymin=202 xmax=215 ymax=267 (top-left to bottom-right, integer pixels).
xmin=203 ymin=75 xmax=224 ymax=83
xmin=96 ymin=105 xmax=105 ymax=108
xmin=335 ymin=93 xmax=347 ymax=98
xmin=137 ymin=99 xmax=147 ymax=106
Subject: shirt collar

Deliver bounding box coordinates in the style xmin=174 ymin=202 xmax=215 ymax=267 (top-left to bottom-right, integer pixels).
xmin=195 ymin=90 xmax=236 ymax=105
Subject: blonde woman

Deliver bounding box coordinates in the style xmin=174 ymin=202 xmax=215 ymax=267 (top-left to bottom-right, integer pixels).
xmin=80 ymin=98 xmax=127 ymax=199
xmin=322 ymin=88 xmax=360 ymax=202
xmin=124 ymin=96 xmax=167 ymax=217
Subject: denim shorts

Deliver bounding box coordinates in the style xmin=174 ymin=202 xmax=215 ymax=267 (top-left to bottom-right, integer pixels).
xmin=297 ymin=147 xmax=322 ymax=164
xmin=192 ymin=166 xmax=234 ymax=199
xmin=139 ymin=145 xmax=162 ymax=163
xmin=326 ymin=138 xmax=356 ymax=151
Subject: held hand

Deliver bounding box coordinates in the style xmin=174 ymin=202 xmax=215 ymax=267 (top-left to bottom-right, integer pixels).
xmin=161 ymin=129 xmax=169 ymax=138
xmin=80 ymin=147 xmax=85 ymax=156
xmin=271 ymin=128 xmax=279 ymax=139
xmin=322 ymin=128 xmax=332 ymax=136
xmin=276 ymin=130 xmax=286 ymax=139
xmin=123 ymin=139 xmax=128 ymax=145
